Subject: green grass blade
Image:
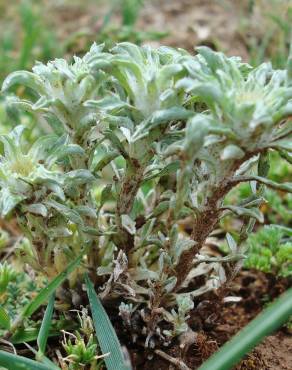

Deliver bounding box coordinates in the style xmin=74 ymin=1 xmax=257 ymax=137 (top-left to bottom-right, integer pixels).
xmin=11 ymin=320 xmax=78 ymax=344
xmin=22 ymin=252 xmax=85 ymax=319
xmin=11 ymin=328 xmax=59 ymax=344
xmin=0 ymin=306 xmax=10 ymax=330
xmin=0 ymin=350 xmax=58 ymax=370
xmin=9 ymin=249 xmax=87 ymax=335
xmin=85 ymin=274 xmax=132 ymax=370
xmin=37 ymin=293 xmax=55 ymax=355
xmin=198 ymin=287 xmax=292 ymax=370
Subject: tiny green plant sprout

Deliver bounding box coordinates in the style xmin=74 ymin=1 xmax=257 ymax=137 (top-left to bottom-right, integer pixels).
xmin=1 ymin=42 xmax=292 ymax=350
xmin=61 ymin=308 xmax=104 ymax=369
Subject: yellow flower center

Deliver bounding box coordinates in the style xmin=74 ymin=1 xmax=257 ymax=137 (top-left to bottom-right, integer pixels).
xmin=10 ymin=157 xmax=35 ymax=177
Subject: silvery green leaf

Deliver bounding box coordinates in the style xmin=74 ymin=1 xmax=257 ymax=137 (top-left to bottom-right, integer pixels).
xmin=190 ymin=83 xmax=222 ymax=106
xmin=46 ymin=140 xmax=85 ymax=165
xmin=47 ymin=227 xmax=73 ymax=238
xmin=28 ymin=134 xmax=59 ymax=161
xmin=188 ymin=284 xmax=212 ymax=298
xmin=30 ymin=167 xmax=63 ymax=186
xmin=103 ymin=131 xmax=129 ymax=158
xmin=112 ymin=42 xmax=143 ymax=61
xmin=104 ymin=115 xmax=134 ymax=130
xmin=182 ymin=263 xmax=214 ymax=288
xmin=157 ymin=64 xmax=184 ymax=89
xmin=56 ymin=144 xmax=85 ymax=159
xmin=112 ymin=57 xmax=143 ymax=82
xmin=152 ymin=200 xmax=169 ymax=216
xmin=173 ymin=239 xmax=196 ymax=260
xmin=44 ymin=112 xmax=65 ymax=136
xmin=75 ymin=205 xmax=97 ymax=219
xmin=270 ymin=139 xmax=292 ymax=152
xmin=250 ymin=181 xmax=257 ymax=195
xmin=226 ymin=233 xmax=237 ymax=254
xmin=65 ymin=169 xmax=95 ymax=185
xmin=221 ymin=144 xmax=245 ymax=160
xmin=132 ymin=107 xmax=193 ymax=142
xmin=0 ymin=125 xmax=26 ymax=160
xmin=2 ymin=71 xmax=45 ymax=93
xmin=279 ymin=150 xmax=292 ymax=164
xmin=140 ymin=218 xmax=156 ymax=245
xmin=121 ymin=214 xmax=136 ymax=235
xmin=45 ymin=199 xmax=84 ymax=226
xmin=97 ymin=266 xmax=113 ymax=276
xmin=82 ymin=227 xmax=101 ymax=236
xmin=236 ymin=155 xmax=259 ymax=176
xmin=177 ymin=294 xmax=194 ymax=313
xmin=164 ymin=276 xmax=177 ymax=293
xmin=130 ymin=268 xmax=159 ymax=281
xmin=143 ymin=161 xmax=180 ymax=182
xmin=196 ymin=46 xmax=224 ymax=72
xmin=92 ymin=149 xmax=119 ymax=172
xmin=162 ymin=311 xmax=174 ymax=325
xmin=175 ymin=77 xmax=196 ymax=92
xmin=158 ymin=251 xmax=165 ymax=274
xmin=32 ymin=96 xmax=51 ymax=110
xmin=184 ymin=115 xmax=209 ymax=158
xmin=150 ymin=107 xmax=192 ymax=125
xmin=4 ymin=97 xmax=35 ymax=113
xmin=23 ymin=203 xmax=48 ymax=218
xmin=204 ymin=135 xmax=224 ymax=146
xmin=222 ymin=205 xmax=264 ymax=223
xmin=238 ymin=175 xmax=292 ymax=193
xmin=0 ymin=188 xmax=26 ymax=217
xmin=208 ymin=126 xmax=237 ymax=139
xmin=46 ymin=183 xmax=65 ymax=200
xmin=120 ymin=127 xmax=132 ymax=143
xmin=84 ymin=96 xmax=133 ymax=112
xmin=159 ymin=88 xmax=176 ymax=102
xmin=217 ymin=264 xmax=227 ymax=284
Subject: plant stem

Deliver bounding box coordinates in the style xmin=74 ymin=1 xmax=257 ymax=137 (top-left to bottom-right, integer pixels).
xmin=116 ymin=160 xmax=144 ymax=252
xmin=174 ymin=181 xmax=230 ymax=290
xmin=174 ymin=152 xmax=257 ymax=290
xmin=174 ymin=209 xmax=219 ymax=289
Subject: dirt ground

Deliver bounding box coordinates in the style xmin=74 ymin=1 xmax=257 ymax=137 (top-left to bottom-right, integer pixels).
xmin=45 ymin=0 xmax=289 ymax=61
xmin=125 ymin=269 xmax=291 ymax=369
xmin=138 ymin=0 xmax=250 ymax=58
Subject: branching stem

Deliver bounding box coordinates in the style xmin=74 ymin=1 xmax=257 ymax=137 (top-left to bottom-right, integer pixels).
xmin=116 ymin=160 xmax=144 ymax=252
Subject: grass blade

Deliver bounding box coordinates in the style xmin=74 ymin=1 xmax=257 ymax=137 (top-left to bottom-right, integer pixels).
xmin=11 ymin=319 xmax=78 ymax=344
xmin=37 ymin=293 xmax=55 ymax=355
xmin=0 ymin=350 xmax=58 ymax=370
xmin=0 ymin=306 xmax=10 ymax=330
xmin=9 ymin=248 xmax=87 ymax=336
xmin=198 ymin=287 xmax=292 ymax=370
xmin=22 ymin=251 xmax=85 ymax=319
xmin=85 ymin=274 xmax=132 ymax=370
xmin=11 ymin=328 xmax=59 ymax=344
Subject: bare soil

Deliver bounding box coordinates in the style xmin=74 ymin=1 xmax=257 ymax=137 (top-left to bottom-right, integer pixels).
xmin=124 ymin=270 xmax=292 ymax=369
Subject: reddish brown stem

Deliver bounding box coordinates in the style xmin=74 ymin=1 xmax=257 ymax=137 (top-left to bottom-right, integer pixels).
xmin=116 ymin=160 xmax=144 ymax=253
xmin=174 ymin=150 xmax=260 ymax=290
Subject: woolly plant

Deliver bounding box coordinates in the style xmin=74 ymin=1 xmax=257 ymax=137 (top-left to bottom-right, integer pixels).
xmin=1 ymin=42 xmax=291 ymax=346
